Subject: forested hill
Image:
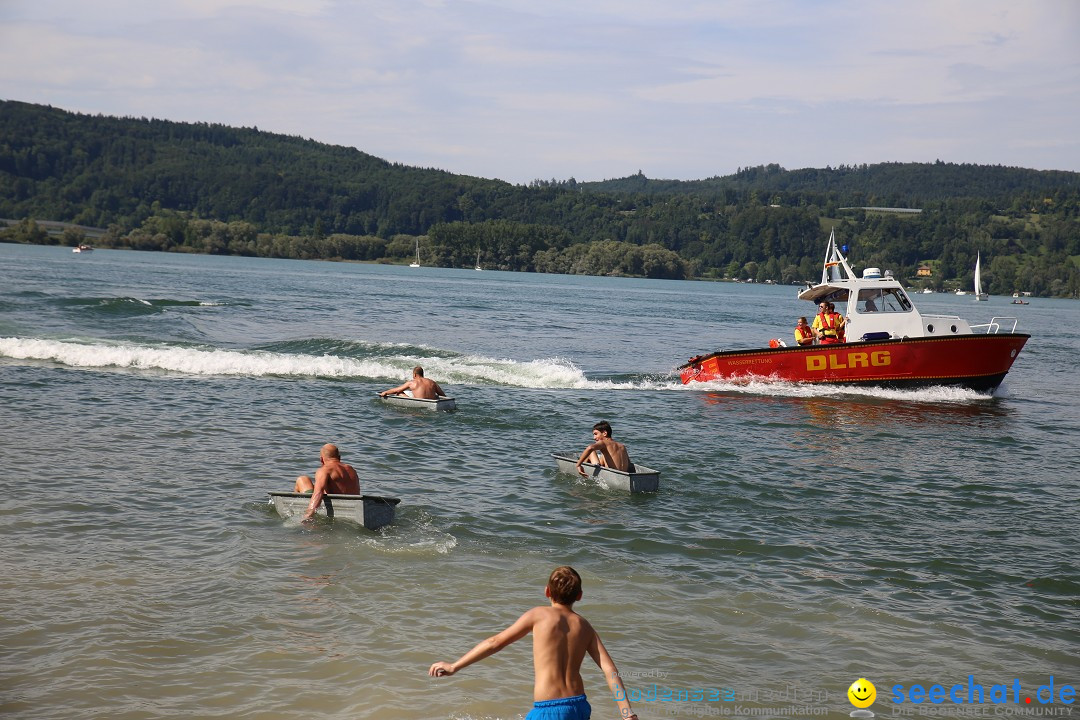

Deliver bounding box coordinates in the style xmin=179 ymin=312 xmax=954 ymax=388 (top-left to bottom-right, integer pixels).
xmin=2 ymin=100 xmax=1079 ymax=294
xmin=583 ymin=163 xmax=1080 ymax=205
xmin=0 ymin=99 xmax=511 ymax=236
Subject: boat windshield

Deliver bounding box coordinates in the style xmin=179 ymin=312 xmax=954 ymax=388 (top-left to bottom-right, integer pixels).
xmin=819 ymin=289 xmax=848 ymax=305
xmin=857 ymin=288 xmax=912 ymax=313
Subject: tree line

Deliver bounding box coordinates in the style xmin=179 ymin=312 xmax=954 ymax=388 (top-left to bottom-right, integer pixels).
xmin=1 ymin=100 xmax=1078 ymax=294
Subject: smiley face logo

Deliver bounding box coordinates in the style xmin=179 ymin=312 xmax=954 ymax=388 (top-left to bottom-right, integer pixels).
xmin=848 ymin=678 xmax=876 ymax=708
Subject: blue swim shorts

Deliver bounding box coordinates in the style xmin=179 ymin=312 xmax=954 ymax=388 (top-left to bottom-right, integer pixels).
xmin=525 ymin=694 xmax=591 ymax=720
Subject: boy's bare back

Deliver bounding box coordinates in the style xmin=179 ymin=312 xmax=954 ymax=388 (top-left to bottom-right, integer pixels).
xmin=528 ymin=604 xmax=593 ymax=701
xmin=593 ymin=436 xmax=630 ymax=472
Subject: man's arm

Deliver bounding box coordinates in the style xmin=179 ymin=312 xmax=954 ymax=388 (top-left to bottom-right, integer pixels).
xmin=587 ymin=631 xmax=637 ymax=720
xmin=428 ymin=608 xmax=536 ymax=677
xmin=432 ymin=381 xmax=447 ymax=397
xmin=302 ymin=467 xmax=329 ymax=521
xmin=379 ymin=380 xmax=412 ymax=397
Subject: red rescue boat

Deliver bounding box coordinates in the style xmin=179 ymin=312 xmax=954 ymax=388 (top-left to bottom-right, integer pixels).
xmin=680 ymin=232 xmax=1029 ymax=393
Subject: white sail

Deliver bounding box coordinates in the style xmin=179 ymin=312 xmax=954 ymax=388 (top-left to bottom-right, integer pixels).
xmin=410 ymin=239 xmax=420 ymax=267
xmin=975 ymin=252 xmax=987 ymax=300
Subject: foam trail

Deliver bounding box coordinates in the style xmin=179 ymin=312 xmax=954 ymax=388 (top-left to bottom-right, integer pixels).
xmin=0 ymin=337 xmax=397 ymax=379
xmin=0 ymin=337 xmax=600 ymax=388
xmin=672 ymin=377 xmax=992 ymax=402
xmin=407 ymin=354 xmax=594 ymax=389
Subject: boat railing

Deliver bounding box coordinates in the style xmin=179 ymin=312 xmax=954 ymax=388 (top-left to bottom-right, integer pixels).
xmin=970 ymin=317 xmax=1018 ymax=334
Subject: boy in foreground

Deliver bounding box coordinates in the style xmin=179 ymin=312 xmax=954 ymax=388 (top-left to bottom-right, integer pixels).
xmin=428 ymin=566 xmax=638 ymax=720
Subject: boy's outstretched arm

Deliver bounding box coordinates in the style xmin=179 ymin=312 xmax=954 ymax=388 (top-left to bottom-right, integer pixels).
xmin=587 ymin=631 xmax=638 ymax=720
xmin=576 ymin=442 xmax=600 ymax=475
xmin=428 ymin=608 xmax=536 ymax=677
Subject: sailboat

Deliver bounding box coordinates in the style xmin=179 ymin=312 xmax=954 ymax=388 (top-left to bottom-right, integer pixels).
xmin=475 ymin=249 xmax=483 ymax=271
xmin=974 ymin=252 xmax=988 ymax=301
xmin=409 ymin=239 xmax=420 ymax=268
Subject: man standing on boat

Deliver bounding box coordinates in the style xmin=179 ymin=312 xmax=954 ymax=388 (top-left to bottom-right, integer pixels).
xmin=813 ymin=302 xmax=844 ymax=344
xmin=576 ymin=421 xmax=632 ymax=475
xmin=379 ymin=366 xmax=447 ymax=400
xmin=294 ymin=443 xmax=360 ymax=521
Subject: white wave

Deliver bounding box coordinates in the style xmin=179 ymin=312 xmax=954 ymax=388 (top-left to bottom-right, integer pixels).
xmin=0 ymin=337 xmax=602 ymax=389
xmin=0 ymin=337 xmax=398 ymax=379
xmin=672 ymin=377 xmax=992 ymax=402
xmin=409 ymin=354 xmax=593 ymax=389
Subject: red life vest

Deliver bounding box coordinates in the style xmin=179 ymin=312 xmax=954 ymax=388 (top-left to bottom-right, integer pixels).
xmin=829 ymin=311 xmax=846 ymax=341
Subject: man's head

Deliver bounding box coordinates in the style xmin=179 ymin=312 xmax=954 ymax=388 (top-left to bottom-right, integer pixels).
xmin=413 ymin=366 xmax=425 ymax=377
xmin=546 ymin=566 xmax=582 ymax=606
xmin=321 ymin=443 xmax=341 ymax=462
xmin=592 ymin=420 xmax=612 ymax=438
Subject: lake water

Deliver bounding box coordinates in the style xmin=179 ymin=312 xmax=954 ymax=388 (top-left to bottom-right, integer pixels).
xmin=1 ymin=244 xmax=1077 ymax=720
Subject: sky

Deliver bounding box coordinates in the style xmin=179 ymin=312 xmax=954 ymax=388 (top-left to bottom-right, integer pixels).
xmin=2 ymin=0 xmax=1079 ymax=185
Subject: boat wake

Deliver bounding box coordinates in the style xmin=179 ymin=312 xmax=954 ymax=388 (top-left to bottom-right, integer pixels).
xmin=51 ymin=295 xmax=242 ymax=316
xmin=0 ymin=336 xmax=1002 ymax=402
xmin=0 ymin=336 xmax=603 ymax=389
xmin=359 ymin=507 xmax=459 ymax=555
xmin=673 ymin=376 xmax=996 ymax=403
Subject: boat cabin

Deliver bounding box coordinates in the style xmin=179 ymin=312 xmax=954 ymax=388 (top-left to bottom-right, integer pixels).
xmin=797 ymin=232 xmax=974 ymax=340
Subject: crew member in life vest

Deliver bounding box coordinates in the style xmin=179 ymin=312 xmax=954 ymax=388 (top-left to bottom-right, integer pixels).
xmin=812 ymin=302 xmax=842 ymax=344
xmin=828 ymin=302 xmax=847 ymax=342
xmin=794 ymin=317 xmax=815 ymax=345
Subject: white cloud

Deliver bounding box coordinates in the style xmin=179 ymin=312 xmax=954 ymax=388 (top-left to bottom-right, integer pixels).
xmin=1 ymin=0 xmax=1077 ymax=182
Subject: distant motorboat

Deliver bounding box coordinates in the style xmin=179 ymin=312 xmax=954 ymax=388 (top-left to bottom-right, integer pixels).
xmin=410 ymin=238 xmax=420 ymax=268
xmin=72 ymin=244 xmax=93 ymax=253
xmin=921 ymin=288 xmax=934 ymax=294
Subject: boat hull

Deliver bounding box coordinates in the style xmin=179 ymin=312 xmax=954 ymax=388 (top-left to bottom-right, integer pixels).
xmin=551 ymin=453 xmax=660 ymax=493
xmin=268 ymin=492 xmax=400 ymax=530
xmin=680 ymin=334 xmax=1029 ymax=393
xmin=378 ymin=393 xmax=457 ymax=411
